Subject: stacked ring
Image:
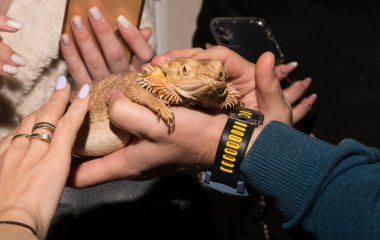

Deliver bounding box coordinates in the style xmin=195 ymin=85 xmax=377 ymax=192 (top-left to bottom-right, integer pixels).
xmin=10 ymin=134 xmax=31 ymax=144
xmin=30 ymin=133 xmax=51 ymax=143
xmin=32 ymin=122 xmax=56 ymax=133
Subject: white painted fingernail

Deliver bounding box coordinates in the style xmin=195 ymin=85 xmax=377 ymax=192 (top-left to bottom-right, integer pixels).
xmin=61 ymin=33 xmax=70 ymax=46
xmin=89 ymin=6 xmax=102 ymax=22
xmin=11 ymin=54 xmax=26 ymax=66
xmin=117 ymin=15 xmax=131 ymax=29
xmin=78 ymin=84 xmax=90 ymax=99
xmin=72 ymin=15 xmax=84 ymax=30
xmin=289 ymin=61 xmax=298 ymax=68
xmin=6 ymin=19 xmax=23 ymax=30
xmin=3 ymin=64 xmax=18 ymax=75
xmin=55 ymin=76 xmax=67 ymax=90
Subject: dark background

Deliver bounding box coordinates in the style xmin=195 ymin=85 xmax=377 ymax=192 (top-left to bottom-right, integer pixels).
xmin=194 ymin=0 xmax=380 ymax=149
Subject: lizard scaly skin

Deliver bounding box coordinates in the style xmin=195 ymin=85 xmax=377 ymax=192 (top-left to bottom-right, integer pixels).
xmin=73 ymin=58 xmax=240 ymax=157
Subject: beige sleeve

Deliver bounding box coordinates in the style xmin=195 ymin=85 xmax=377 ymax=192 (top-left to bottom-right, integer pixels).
xmin=0 ymin=225 xmax=38 ymax=240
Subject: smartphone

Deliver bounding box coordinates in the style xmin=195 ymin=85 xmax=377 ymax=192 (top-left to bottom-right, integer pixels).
xmin=62 ymin=0 xmax=145 ymax=62
xmin=210 ymin=17 xmax=284 ymax=65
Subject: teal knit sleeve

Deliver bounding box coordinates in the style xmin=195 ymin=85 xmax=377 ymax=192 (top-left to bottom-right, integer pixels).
xmin=240 ymin=121 xmax=380 ymax=239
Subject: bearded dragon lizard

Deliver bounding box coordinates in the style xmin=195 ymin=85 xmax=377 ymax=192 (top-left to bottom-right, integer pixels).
xmin=73 ymin=58 xmax=240 ymax=157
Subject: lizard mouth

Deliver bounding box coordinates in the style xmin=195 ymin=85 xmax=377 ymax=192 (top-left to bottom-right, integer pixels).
xmin=145 ymin=67 xmax=167 ymax=80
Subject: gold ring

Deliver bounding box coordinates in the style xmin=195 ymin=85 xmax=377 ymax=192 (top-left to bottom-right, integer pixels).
xmin=11 ymin=134 xmax=31 ymax=144
xmin=32 ymin=122 xmax=56 ymax=133
xmin=30 ymin=132 xmax=51 ymax=143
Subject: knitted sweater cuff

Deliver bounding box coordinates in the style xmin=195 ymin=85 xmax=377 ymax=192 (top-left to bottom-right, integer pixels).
xmin=240 ymin=121 xmax=333 ymax=229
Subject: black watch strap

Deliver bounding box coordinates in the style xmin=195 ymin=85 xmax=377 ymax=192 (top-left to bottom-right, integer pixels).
xmin=200 ymin=106 xmax=264 ymax=197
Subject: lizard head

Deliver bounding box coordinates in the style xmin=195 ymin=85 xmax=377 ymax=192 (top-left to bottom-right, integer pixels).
xmin=140 ymin=58 xmax=240 ymax=109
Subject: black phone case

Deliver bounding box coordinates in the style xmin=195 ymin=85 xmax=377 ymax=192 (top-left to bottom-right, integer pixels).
xmin=210 ymin=17 xmax=284 ymax=64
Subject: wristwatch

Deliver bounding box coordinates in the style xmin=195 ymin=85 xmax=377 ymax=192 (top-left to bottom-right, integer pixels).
xmin=199 ymin=106 xmax=264 ymax=197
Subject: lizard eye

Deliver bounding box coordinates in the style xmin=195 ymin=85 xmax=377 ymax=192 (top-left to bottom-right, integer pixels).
xmin=216 ymin=87 xmax=227 ymax=96
xmin=182 ymin=64 xmax=190 ymax=75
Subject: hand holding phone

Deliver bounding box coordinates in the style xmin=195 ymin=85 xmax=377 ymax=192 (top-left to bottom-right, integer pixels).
xmin=62 ymin=0 xmax=145 ymax=62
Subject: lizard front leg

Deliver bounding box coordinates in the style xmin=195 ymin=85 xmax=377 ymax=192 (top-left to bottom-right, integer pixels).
xmin=122 ymin=86 xmax=175 ymax=129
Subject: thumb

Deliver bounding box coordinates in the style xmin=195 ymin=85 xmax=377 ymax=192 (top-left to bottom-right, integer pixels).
xmin=255 ymin=52 xmax=292 ymax=124
xmin=106 ymin=90 xmax=163 ymax=136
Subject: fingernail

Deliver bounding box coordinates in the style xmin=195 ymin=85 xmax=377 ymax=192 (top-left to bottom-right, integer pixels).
xmin=78 ymin=84 xmax=90 ymax=99
xmin=309 ymin=93 xmax=318 ymax=100
xmin=289 ymin=61 xmax=298 ymax=68
xmin=11 ymin=54 xmax=26 ymax=66
xmin=55 ymin=76 xmax=67 ymax=90
xmin=89 ymin=6 xmax=102 ymax=22
xmin=301 ymin=77 xmax=312 ymax=88
xmin=72 ymin=15 xmax=84 ymax=31
xmin=3 ymin=64 xmax=18 ymax=75
xmin=305 ymin=93 xmax=317 ymax=108
xmin=61 ymin=33 xmax=70 ymax=46
xmin=6 ymin=19 xmax=23 ymax=30
xmin=117 ymin=15 xmax=131 ymax=30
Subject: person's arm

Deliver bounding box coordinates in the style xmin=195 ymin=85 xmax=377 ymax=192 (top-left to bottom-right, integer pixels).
xmin=0 ymin=224 xmax=38 ymax=240
xmin=243 ymin=121 xmax=380 ymax=239
xmin=0 ymin=76 xmax=89 ymax=239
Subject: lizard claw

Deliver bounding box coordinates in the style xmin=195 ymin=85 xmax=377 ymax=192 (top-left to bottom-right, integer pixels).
xmin=167 ymin=113 xmax=175 ymax=132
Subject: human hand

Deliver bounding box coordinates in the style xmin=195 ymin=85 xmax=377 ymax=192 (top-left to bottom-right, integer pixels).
xmin=0 ymin=77 xmax=89 ymax=238
xmin=68 ymin=48 xmax=291 ymax=188
xmin=0 ymin=14 xmax=26 ymax=76
xmin=275 ymin=63 xmax=317 ymax=123
xmin=60 ymin=6 xmax=154 ymax=90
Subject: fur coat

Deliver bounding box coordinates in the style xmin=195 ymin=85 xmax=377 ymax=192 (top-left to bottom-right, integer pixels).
xmin=0 ymin=0 xmax=156 ymax=140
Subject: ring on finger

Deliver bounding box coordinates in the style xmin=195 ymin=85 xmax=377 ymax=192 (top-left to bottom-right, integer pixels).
xmin=32 ymin=122 xmax=56 ymax=133
xmin=30 ymin=132 xmax=51 ymax=143
xmin=11 ymin=134 xmax=31 ymax=144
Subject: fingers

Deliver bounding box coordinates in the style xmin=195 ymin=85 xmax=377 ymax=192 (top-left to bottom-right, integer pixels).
xmin=0 ymin=15 xmax=23 ymax=32
xmin=88 ymin=7 xmax=129 ymax=73
xmin=69 ymin=150 xmax=131 ymax=187
xmin=48 ymin=83 xmax=90 ymax=165
xmin=129 ymin=27 xmax=155 ymax=71
xmin=0 ymin=43 xmax=26 ymax=76
xmin=2 ymin=114 xmax=36 ymax=165
xmin=255 ymin=52 xmax=292 ymax=124
xmin=292 ymin=93 xmax=317 ymax=123
xmin=275 ymin=61 xmax=298 ymax=80
xmin=191 ymin=46 xmax=255 ymax=80
xmin=25 ymin=77 xmax=72 ymax=163
xmin=150 ymin=48 xmax=204 ymax=66
xmin=283 ymin=77 xmax=312 ymax=104
xmin=70 ymin=15 xmax=110 ymax=79
xmin=60 ymin=34 xmax=92 ymax=90
xmin=116 ymin=16 xmax=155 ymax=66
xmin=282 ymin=77 xmax=317 ymax=124
xmin=61 ymin=7 xmax=155 ymax=88
xmin=107 ymin=90 xmax=166 ymax=137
